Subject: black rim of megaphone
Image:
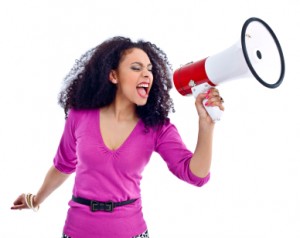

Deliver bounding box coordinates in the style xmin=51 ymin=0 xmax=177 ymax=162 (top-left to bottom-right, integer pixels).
xmin=241 ymin=17 xmax=285 ymax=88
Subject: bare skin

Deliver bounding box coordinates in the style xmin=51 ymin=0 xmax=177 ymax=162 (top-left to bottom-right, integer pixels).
xmin=11 ymin=165 xmax=69 ymax=210
xmin=190 ymin=88 xmax=224 ymax=178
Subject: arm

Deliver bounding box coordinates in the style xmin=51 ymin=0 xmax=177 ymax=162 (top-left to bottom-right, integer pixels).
xmin=12 ymin=110 xmax=78 ymax=210
xmin=11 ymin=165 xmax=70 ymax=210
xmin=189 ymin=88 xmax=224 ymax=178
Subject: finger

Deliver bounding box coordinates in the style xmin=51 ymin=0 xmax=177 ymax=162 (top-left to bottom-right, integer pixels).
xmin=13 ymin=198 xmax=23 ymax=205
xmin=210 ymin=95 xmax=224 ymax=103
xmin=208 ymin=88 xmax=219 ymax=96
xmin=207 ymin=101 xmax=224 ymax=111
xmin=11 ymin=204 xmax=27 ymax=210
xmin=208 ymin=95 xmax=224 ymax=103
xmin=195 ymin=93 xmax=208 ymax=108
xmin=12 ymin=197 xmax=27 ymax=207
xmin=205 ymin=96 xmax=225 ymax=111
xmin=13 ymin=194 xmax=25 ymax=205
xmin=195 ymin=92 xmax=207 ymax=101
xmin=204 ymin=88 xmax=220 ymax=102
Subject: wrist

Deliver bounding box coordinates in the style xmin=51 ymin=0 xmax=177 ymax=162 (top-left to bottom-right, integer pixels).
xmin=33 ymin=195 xmax=39 ymax=208
xmin=25 ymin=193 xmax=40 ymax=212
xmin=199 ymin=118 xmax=215 ymax=131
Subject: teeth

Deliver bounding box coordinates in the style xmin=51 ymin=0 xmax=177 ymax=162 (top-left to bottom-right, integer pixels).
xmin=137 ymin=83 xmax=149 ymax=88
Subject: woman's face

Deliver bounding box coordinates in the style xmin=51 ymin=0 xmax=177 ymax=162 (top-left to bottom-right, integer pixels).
xmin=111 ymin=48 xmax=153 ymax=106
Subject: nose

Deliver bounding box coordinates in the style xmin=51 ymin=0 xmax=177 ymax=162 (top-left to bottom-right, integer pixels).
xmin=142 ymin=68 xmax=152 ymax=80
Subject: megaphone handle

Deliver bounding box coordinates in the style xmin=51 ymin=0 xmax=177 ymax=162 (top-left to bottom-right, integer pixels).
xmin=191 ymin=83 xmax=223 ymax=122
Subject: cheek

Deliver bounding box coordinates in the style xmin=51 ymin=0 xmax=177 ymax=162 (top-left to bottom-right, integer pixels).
xmin=119 ymin=81 xmax=136 ymax=95
xmin=149 ymin=78 xmax=154 ymax=89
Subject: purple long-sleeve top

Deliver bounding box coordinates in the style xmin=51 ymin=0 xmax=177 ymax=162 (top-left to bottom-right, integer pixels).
xmin=53 ymin=109 xmax=210 ymax=238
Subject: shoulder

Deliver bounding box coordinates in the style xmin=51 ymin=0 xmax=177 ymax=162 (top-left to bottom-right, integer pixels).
xmin=159 ymin=118 xmax=177 ymax=132
xmin=149 ymin=118 xmax=179 ymax=138
xmin=66 ymin=108 xmax=99 ymax=124
xmin=68 ymin=108 xmax=98 ymax=118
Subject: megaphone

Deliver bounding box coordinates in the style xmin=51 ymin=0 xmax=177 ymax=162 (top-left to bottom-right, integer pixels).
xmin=173 ymin=17 xmax=285 ymax=121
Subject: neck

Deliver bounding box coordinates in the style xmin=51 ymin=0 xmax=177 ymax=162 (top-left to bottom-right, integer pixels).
xmin=105 ymin=98 xmax=137 ymax=122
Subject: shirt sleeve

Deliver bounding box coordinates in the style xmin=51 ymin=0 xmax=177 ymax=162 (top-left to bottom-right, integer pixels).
xmin=155 ymin=120 xmax=210 ymax=187
xmin=53 ymin=110 xmax=78 ymax=174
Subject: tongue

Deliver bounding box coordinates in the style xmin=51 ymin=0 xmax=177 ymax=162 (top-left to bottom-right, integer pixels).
xmin=137 ymin=87 xmax=147 ymax=97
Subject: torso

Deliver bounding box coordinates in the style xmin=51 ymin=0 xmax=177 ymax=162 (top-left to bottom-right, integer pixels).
xmin=54 ymin=108 xmax=204 ymax=237
xmin=99 ymin=108 xmax=139 ymax=151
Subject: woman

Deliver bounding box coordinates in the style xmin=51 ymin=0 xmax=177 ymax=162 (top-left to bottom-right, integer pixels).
xmin=11 ymin=36 xmax=224 ymax=237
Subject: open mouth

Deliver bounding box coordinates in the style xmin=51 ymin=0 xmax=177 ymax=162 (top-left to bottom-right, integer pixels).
xmin=136 ymin=83 xmax=150 ymax=98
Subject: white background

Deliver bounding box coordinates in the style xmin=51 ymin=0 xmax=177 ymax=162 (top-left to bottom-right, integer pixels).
xmin=1 ymin=0 xmax=299 ymax=237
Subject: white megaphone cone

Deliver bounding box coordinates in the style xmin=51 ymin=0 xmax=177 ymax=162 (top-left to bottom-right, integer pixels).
xmin=173 ymin=17 xmax=285 ymax=122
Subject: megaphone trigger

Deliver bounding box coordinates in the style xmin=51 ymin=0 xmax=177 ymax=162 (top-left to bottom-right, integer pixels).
xmin=191 ymin=83 xmax=223 ymax=122
xmin=191 ymin=82 xmax=212 ymax=98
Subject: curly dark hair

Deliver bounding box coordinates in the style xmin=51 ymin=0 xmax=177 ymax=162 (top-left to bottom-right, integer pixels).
xmin=58 ymin=36 xmax=174 ymax=128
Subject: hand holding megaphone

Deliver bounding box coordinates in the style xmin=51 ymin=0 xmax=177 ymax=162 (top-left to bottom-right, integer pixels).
xmin=173 ymin=17 xmax=285 ymax=122
xmin=193 ymin=84 xmax=225 ymax=122
xmin=191 ymin=81 xmax=224 ymax=122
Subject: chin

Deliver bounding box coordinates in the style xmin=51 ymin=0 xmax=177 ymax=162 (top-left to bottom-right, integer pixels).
xmin=136 ymin=100 xmax=147 ymax=106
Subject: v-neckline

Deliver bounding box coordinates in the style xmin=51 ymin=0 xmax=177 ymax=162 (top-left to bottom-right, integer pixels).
xmin=97 ymin=108 xmax=141 ymax=153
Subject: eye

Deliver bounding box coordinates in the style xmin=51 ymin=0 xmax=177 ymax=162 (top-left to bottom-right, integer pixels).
xmin=131 ymin=65 xmax=141 ymax=71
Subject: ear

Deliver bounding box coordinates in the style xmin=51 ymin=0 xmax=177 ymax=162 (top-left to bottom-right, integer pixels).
xmin=109 ymin=70 xmax=118 ymax=84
